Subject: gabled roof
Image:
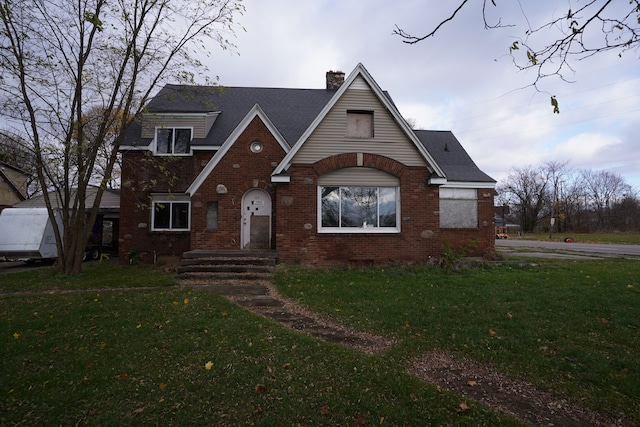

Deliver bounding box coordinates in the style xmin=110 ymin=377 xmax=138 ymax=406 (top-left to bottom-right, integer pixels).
xmin=414 ymin=130 xmax=495 ymax=186
xmin=123 ymin=63 xmax=495 ymax=188
xmin=272 ymin=63 xmax=446 ymax=180
xmin=0 ymin=161 xmax=28 ymax=202
xmin=187 ymin=104 xmax=289 ymax=195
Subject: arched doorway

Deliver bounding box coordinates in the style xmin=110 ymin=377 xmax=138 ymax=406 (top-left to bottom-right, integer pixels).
xmin=241 ymin=188 xmax=272 ymax=249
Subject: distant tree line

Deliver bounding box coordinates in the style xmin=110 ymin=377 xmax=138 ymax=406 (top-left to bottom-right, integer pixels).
xmin=496 ymin=161 xmax=640 ymax=234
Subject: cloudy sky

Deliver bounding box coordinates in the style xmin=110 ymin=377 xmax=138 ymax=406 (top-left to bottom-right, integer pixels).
xmin=201 ymin=0 xmax=640 ymax=190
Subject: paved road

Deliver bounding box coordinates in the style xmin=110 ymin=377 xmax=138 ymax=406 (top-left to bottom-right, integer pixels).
xmin=496 ymin=239 xmax=640 ymax=259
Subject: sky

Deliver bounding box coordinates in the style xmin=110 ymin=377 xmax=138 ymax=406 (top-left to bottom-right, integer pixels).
xmin=200 ymin=0 xmax=640 ymax=191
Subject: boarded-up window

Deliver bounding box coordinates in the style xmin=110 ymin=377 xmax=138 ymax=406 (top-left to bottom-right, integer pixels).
xmin=206 ymin=202 xmax=218 ymax=230
xmin=346 ymin=111 xmax=373 ymax=138
xmin=439 ymin=188 xmax=478 ymax=229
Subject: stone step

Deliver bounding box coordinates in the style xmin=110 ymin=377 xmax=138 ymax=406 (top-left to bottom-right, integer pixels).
xmin=177 ymin=264 xmax=275 ymax=275
xmin=178 ymin=271 xmax=274 ymax=281
xmin=180 ymin=257 xmax=276 ymax=267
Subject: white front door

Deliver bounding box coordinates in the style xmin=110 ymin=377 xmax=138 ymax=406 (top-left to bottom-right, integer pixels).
xmin=241 ymin=189 xmax=272 ymax=249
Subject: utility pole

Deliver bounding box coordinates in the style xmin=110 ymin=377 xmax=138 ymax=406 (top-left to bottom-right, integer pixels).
xmin=549 ymin=175 xmax=558 ymax=240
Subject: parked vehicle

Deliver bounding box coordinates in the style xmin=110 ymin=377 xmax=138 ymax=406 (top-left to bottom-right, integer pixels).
xmin=0 ymin=208 xmax=107 ymax=261
xmin=495 ymin=217 xmax=508 ymax=239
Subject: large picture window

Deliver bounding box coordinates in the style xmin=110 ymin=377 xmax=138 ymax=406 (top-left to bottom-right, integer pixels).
xmin=320 ymin=186 xmax=398 ymax=232
xmin=151 ymin=199 xmax=190 ymax=231
xmin=156 ymin=127 xmax=192 ymax=155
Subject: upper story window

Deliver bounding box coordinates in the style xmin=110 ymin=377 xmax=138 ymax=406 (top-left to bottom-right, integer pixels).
xmin=346 ymin=111 xmax=373 ymax=138
xmin=156 ymin=127 xmax=192 ymax=155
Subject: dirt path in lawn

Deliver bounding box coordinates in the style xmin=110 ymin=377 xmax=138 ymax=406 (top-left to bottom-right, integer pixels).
xmin=198 ymin=280 xmax=625 ymax=427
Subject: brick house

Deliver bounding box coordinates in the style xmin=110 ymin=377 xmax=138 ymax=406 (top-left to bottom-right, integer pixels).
xmin=119 ymin=64 xmax=495 ymax=265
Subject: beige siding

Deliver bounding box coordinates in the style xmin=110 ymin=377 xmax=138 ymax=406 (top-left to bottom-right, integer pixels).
xmin=292 ymin=79 xmax=427 ymax=167
xmin=317 ymin=167 xmax=399 ymax=187
xmin=141 ymin=116 xmax=207 ymax=139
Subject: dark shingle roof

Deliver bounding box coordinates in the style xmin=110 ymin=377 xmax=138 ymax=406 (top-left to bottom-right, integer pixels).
xmin=124 ymin=83 xmax=494 ymax=185
xmin=137 ymin=85 xmax=337 ymax=147
xmin=414 ymin=130 xmax=495 ymax=183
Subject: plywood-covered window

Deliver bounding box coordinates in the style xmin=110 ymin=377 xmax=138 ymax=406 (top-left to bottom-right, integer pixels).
xmin=439 ymin=188 xmax=478 ymax=229
xmin=206 ymin=201 xmax=218 ymax=230
xmin=346 ymin=110 xmax=373 ymax=138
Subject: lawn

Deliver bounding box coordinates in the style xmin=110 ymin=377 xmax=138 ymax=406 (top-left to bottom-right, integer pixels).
xmin=518 ymin=232 xmax=640 ymax=245
xmin=1 ymin=258 xmax=639 ymax=426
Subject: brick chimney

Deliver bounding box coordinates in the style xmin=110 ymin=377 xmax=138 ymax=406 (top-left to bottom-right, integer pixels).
xmin=326 ymin=70 xmax=345 ymax=90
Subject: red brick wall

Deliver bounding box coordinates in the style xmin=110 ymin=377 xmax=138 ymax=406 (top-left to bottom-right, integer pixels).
xmin=118 ymin=150 xmax=211 ymax=263
xmin=189 ymin=117 xmax=286 ymax=250
xmin=440 ymin=189 xmax=496 ymax=257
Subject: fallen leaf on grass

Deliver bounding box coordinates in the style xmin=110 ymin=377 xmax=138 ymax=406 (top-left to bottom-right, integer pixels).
xmin=457 ymin=402 xmax=470 ymax=412
xmin=255 ymin=384 xmax=266 ymax=393
xmin=320 ymin=405 xmax=331 ymax=415
xmin=115 ymin=373 xmax=129 ymax=380
xmin=205 ymin=361 xmax=213 ymax=371
xmin=467 ymin=380 xmax=477 ymax=387
xmin=159 ymin=382 xmax=167 ymax=390
xmin=489 ymin=329 xmax=496 ymax=336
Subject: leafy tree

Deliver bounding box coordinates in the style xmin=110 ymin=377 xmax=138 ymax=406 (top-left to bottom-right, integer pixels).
xmin=0 ymin=0 xmax=244 ymax=274
xmin=394 ymin=1 xmax=640 ymax=111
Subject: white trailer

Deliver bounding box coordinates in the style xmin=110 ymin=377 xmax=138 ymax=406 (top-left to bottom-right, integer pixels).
xmin=0 ymin=208 xmax=63 ymax=260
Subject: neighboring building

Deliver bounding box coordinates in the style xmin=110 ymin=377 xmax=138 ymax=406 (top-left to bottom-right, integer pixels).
xmin=119 ymin=63 xmax=495 ymax=265
xmin=13 ymin=187 xmax=121 ymax=253
xmin=0 ymin=162 xmax=28 ymax=210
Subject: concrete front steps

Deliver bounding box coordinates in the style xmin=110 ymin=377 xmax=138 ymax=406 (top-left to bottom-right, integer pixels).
xmin=177 ymin=249 xmax=279 ymax=299
xmin=178 ymin=250 xmax=277 ymax=281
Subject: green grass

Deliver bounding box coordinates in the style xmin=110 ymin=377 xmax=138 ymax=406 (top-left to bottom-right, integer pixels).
xmin=0 ymin=259 xmax=176 ymax=293
xmin=519 ymin=232 xmax=640 ymax=245
xmin=0 ymin=264 xmax=521 ymax=426
xmin=1 ymin=258 xmax=639 ymax=425
xmin=275 ymin=260 xmax=640 ymax=424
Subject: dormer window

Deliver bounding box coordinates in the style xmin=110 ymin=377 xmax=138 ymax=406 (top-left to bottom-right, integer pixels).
xmin=156 ymin=127 xmax=192 ymax=155
xmin=346 ymin=110 xmax=373 ymax=138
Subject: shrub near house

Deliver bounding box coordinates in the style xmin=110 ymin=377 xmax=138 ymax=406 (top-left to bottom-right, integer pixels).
xmin=119 ymin=64 xmax=495 ymax=265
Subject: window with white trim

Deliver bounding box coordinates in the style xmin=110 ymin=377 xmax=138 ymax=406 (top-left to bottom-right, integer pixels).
xmin=151 ymin=196 xmax=190 ymax=231
xmin=439 ymin=188 xmax=478 ymax=228
xmin=320 ymin=186 xmax=399 ymax=232
xmin=155 ymin=127 xmax=192 ymax=155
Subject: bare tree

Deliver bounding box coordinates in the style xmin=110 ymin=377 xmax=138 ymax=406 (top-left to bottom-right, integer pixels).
xmin=497 ymin=165 xmax=551 ymax=233
xmin=0 ymin=0 xmax=244 ymax=274
xmin=581 ymin=169 xmax=631 ymax=231
xmin=394 ymin=1 xmax=640 ymax=111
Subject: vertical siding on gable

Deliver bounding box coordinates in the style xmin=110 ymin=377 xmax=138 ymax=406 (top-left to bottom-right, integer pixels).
xmin=141 ymin=116 xmax=207 ymax=139
xmin=292 ymin=84 xmax=427 ymax=167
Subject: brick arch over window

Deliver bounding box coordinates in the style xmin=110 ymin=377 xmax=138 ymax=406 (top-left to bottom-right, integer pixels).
xmin=312 ymin=153 xmax=407 ymax=178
